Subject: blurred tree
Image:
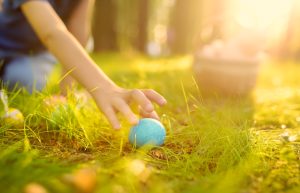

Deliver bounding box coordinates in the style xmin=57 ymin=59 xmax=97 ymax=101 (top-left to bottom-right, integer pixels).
xmin=116 ymin=0 xmax=139 ymax=52
xmin=93 ymin=0 xmax=170 ymax=54
xmin=278 ymin=1 xmax=300 ymax=60
xmin=92 ymin=0 xmax=118 ymax=52
xmin=168 ymin=0 xmax=203 ymax=54
xmin=199 ymin=0 xmax=227 ymax=44
xmin=135 ymin=0 xmax=149 ymax=52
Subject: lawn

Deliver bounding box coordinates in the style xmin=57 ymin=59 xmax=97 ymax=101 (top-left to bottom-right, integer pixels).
xmin=0 ymin=54 xmax=299 ymax=193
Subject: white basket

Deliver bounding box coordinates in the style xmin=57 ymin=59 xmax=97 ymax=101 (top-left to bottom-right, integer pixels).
xmin=193 ymin=55 xmax=260 ymax=96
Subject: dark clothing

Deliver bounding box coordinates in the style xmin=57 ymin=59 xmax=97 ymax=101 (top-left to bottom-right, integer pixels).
xmin=0 ymin=0 xmax=81 ymax=58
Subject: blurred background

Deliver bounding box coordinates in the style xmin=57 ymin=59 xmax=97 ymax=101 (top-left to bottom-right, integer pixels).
xmin=92 ymin=0 xmax=300 ymax=60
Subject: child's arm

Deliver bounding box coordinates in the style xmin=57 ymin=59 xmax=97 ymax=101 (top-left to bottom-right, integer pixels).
xmin=67 ymin=0 xmax=95 ymax=46
xmin=60 ymin=0 xmax=95 ymax=94
xmin=21 ymin=1 xmax=166 ymax=129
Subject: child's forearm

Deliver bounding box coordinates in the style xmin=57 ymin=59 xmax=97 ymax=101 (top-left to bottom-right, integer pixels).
xmin=0 ymin=0 xmax=3 ymax=11
xmin=67 ymin=0 xmax=95 ymax=46
xmin=61 ymin=0 xmax=95 ymax=94
xmin=48 ymin=28 xmax=116 ymax=92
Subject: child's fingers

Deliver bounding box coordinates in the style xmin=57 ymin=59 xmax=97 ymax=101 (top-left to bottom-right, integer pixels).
xmin=139 ymin=106 xmax=160 ymax=120
xmin=142 ymin=89 xmax=167 ymax=106
xmin=113 ymin=99 xmax=138 ymax=125
xmin=101 ymin=105 xmax=121 ymax=129
xmin=130 ymin=89 xmax=154 ymax=112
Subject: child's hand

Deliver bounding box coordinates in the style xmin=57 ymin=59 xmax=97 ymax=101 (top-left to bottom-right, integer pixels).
xmin=91 ymin=85 xmax=167 ymax=129
xmin=20 ymin=1 xmax=166 ymax=130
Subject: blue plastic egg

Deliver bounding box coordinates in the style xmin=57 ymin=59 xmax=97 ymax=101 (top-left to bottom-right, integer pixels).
xmin=129 ymin=118 xmax=166 ymax=148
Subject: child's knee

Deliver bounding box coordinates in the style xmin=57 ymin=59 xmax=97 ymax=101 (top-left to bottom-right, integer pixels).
xmin=1 ymin=54 xmax=55 ymax=93
xmin=1 ymin=58 xmax=43 ymax=92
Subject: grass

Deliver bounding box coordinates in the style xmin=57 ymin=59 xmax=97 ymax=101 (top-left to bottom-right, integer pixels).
xmin=0 ymin=54 xmax=299 ymax=193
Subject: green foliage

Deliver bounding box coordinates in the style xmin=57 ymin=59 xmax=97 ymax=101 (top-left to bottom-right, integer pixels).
xmin=0 ymin=55 xmax=299 ymax=193
xmin=0 ymin=142 xmax=72 ymax=193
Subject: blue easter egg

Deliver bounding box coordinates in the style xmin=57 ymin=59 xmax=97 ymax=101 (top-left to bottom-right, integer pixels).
xmin=129 ymin=118 xmax=166 ymax=148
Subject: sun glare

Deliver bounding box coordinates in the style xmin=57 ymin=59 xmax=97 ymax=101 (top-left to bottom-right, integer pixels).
xmin=225 ymin=0 xmax=299 ymax=46
xmin=234 ymin=0 xmax=294 ymax=30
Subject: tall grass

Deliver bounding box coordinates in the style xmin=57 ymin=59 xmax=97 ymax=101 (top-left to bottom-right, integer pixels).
xmin=0 ymin=55 xmax=299 ymax=193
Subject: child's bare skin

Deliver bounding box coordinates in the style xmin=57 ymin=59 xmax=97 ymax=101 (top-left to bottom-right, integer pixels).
xmin=20 ymin=1 xmax=166 ymax=129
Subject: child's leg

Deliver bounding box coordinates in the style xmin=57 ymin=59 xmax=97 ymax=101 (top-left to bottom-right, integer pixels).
xmin=0 ymin=52 xmax=56 ymax=93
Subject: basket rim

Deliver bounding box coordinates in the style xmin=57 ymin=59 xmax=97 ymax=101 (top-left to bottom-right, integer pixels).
xmin=194 ymin=55 xmax=260 ymax=66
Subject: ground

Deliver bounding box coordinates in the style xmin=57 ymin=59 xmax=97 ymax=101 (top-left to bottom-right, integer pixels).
xmin=0 ymin=54 xmax=299 ymax=193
